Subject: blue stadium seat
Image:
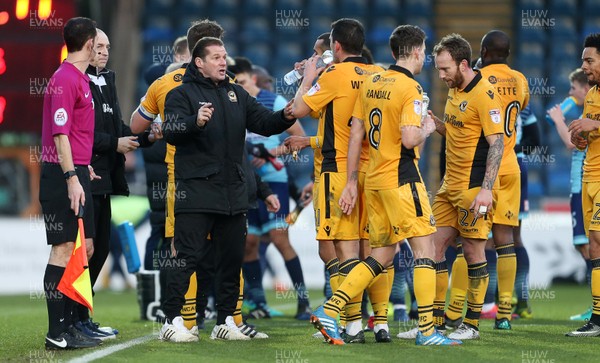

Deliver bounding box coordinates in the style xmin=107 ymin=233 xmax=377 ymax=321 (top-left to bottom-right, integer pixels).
xmin=274 ymin=43 xmax=302 ymax=66
xmin=404 ymin=0 xmax=433 ymax=17
xmin=339 ymin=0 xmax=367 ymax=18
xmin=214 ymin=16 xmax=239 ymax=39
xmin=583 ymin=17 xmax=600 ymax=42
xmin=518 ymin=0 xmax=545 ymax=11
xmin=373 ymin=0 xmax=400 ymax=14
xmin=367 ymin=17 xmax=396 ymax=44
xmin=549 ymin=0 xmax=577 ymax=16
xmin=145 ymin=0 xmax=176 ymax=14
xmin=211 ymin=0 xmax=239 ymax=15
xmin=583 ymin=0 xmax=600 ymax=14
xmin=306 ymin=0 xmax=335 ymax=18
xmin=373 ymin=43 xmax=393 ymax=64
xmin=518 ymin=27 xmax=546 ymax=43
xmin=143 ymin=15 xmax=173 ymax=43
xmin=176 ymin=0 xmax=205 ymax=16
xmin=306 ymin=17 xmax=332 ymax=46
xmin=242 ymin=0 xmax=270 ymax=17
xmin=518 ymin=42 xmax=544 ymax=67
xmin=241 ymin=17 xmax=271 ymax=43
xmin=242 ymin=44 xmax=271 ymax=69
xmin=550 ymin=17 xmax=577 ymax=41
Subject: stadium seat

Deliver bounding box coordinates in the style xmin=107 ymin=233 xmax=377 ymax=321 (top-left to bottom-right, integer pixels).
xmin=339 ymin=0 xmax=367 ymax=18
xmin=549 ymin=0 xmax=577 ymax=17
xmin=583 ymin=0 xmax=600 ymax=14
xmin=214 ymin=16 xmax=239 ymax=40
xmin=143 ymin=15 xmax=173 ymax=43
xmin=242 ymin=0 xmax=270 ymax=17
xmin=306 ymin=0 xmax=335 ymax=18
xmin=145 ymin=0 xmax=176 ymax=14
xmin=176 ymin=0 xmax=205 ymax=16
xmin=550 ymin=17 xmax=577 ymax=41
xmin=241 ymin=17 xmax=271 ymax=43
xmin=367 ymin=17 xmax=396 ymax=44
xmin=212 ymin=0 xmax=239 ymax=14
xmin=582 ymin=17 xmax=600 ymax=42
xmin=373 ymin=0 xmax=400 ymax=14
xmin=242 ymin=44 xmax=271 ymax=70
xmin=274 ymin=43 xmax=302 ymax=66
xmin=518 ymin=42 xmax=544 ymax=67
xmin=404 ymin=0 xmax=433 ymax=17
xmin=306 ymin=17 xmax=332 ymax=46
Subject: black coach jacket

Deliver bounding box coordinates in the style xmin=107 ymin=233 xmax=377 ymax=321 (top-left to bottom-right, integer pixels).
xmin=87 ymin=66 xmax=152 ymax=196
xmin=163 ymin=62 xmax=294 ymax=215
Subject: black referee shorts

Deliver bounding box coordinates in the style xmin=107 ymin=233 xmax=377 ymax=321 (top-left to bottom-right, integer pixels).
xmin=39 ymin=163 xmax=95 ymax=245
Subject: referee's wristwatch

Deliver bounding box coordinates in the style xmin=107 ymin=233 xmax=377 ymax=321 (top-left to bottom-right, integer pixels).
xmin=64 ymin=170 xmax=77 ymax=180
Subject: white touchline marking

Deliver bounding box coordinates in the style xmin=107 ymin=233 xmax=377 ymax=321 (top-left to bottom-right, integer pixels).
xmin=67 ymin=334 xmax=156 ymax=363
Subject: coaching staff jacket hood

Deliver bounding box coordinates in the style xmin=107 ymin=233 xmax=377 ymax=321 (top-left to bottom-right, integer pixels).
xmin=163 ymin=62 xmax=295 ymax=216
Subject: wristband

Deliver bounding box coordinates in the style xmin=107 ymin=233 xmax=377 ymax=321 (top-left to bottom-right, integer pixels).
xmin=310 ymin=136 xmax=320 ymax=149
xmin=64 ymin=170 xmax=77 ymax=180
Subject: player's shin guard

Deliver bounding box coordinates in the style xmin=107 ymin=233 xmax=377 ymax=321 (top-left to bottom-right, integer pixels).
xmin=447 ymin=246 xmax=468 ymax=321
xmin=591 ymin=259 xmax=600 ymax=325
xmin=496 ymin=243 xmax=516 ymax=320
xmin=463 ymin=262 xmax=489 ymax=329
xmin=367 ymin=267 xmax=389 ymax=327
xmin=233 ymin=271 xmax=244 ymax=326
xmin=324 ymin=257 xmax=383 ymax=319
xmin=434 ymin=261 xmax=449 ymax=328
xmin=414 ymin=258 xmax=436 ymax=336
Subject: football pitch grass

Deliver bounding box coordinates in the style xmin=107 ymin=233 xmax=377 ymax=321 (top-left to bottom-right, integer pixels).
xmin=2 ymin=284 xmax=598 ymax=362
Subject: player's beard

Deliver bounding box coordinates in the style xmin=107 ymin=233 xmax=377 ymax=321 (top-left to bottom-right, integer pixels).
xmin=451 ymin=71 xmax=464 ymax=89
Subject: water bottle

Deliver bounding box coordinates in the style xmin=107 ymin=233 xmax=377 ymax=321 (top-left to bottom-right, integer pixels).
xmin=283 ymin=50 xmax=333 ymax=85
xmin=421 ymin=92 xmax=429 ymax=122
xmin=545 ymin=96 xmax=582 ymax=125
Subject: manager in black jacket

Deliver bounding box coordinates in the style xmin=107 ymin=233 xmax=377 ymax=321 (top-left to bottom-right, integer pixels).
xmin=162 ymin=37 xmax=296 ymax=341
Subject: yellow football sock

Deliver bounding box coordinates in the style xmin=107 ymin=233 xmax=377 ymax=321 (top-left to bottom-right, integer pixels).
xmin=339 ymin=259 xmax=362 ymax=323
xmin=233 ymin=271 xmax=244 ymax=326
xmin=414 ymin=258 xmax=436 ymax=336
xmin=323 ymin=257 xmax=383 ymax=319
xmin=496 ymin=243 xmax=516 ymax=321
xmin=433 ymin=261 xmax=448 ymax=327
xmin=182 ymin=272 xmax=197 ymax=329
xmin=447 ymin=245 xmax=467 ymax=321
xmin=591 ymin=259 xmax=600 ymax=320
xmin=367 ymin=267 xmax=389 ymax=326
xmin=463 ymin=262 xmax=489 ymax=329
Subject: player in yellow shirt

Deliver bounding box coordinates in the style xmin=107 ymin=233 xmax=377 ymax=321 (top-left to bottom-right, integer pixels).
xmin=445 ymin=30 xmax=530 ymax=331
xmin=309 ymin=25 xmax=462 ymax=346
xmin=567 ymin=33 xmax=600 ymax=337
xmin=428 ymin=33 xmax=504 ymax=340
xmin=290 ymin=18 xmax=389 ymax=343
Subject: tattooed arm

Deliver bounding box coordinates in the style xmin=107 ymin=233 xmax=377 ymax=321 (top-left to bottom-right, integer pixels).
xmin=339 ymin=116 xmax=365 ymax=215
xmin=470 ymin=133 xmax=503 ymax=218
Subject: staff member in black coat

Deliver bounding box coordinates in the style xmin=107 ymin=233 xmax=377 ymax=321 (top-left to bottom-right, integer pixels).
xmin=161 ymin=37 xmax=296 ymax=342
xmin=76 ymin=29 xmax=158 ymax=338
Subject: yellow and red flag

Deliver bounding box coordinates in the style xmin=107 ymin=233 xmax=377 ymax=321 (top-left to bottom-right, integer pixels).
xmin=57 ymin=218 xmax=93 ymax=313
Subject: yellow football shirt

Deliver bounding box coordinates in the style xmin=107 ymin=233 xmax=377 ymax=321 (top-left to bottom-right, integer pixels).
xmin=582 ymin=85 xmax=600 ymax=182
xmin=480 ymin=63 xmax=529 ymax=176
xmin=352 ymin=65 xmax=425 ymax=190
xmin=138 ymin=66 xmax=186 ymax=172
xmin=302 ymin=57 xmax=383 ymax=173
xmin=443 ymin=71 xmax=504 ymax=190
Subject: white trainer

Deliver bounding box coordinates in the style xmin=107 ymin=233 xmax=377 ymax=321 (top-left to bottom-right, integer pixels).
xmin=397 ymin=327 xmax=419 ymax=339
xmin=159 ymin=316 xmax=198 ymax=342
xmin=447 ymin=323 xmax=480 ymax=340
xmin=190 ymin=326 xmax=199 ymax=337
xmin=210 ymin=316 xmax=251 ymax=341
xmin=238 ymin=323 xmax=268 ymax=339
